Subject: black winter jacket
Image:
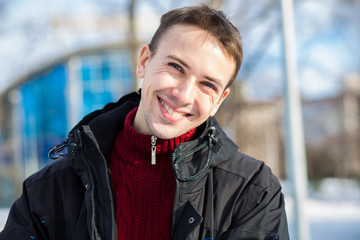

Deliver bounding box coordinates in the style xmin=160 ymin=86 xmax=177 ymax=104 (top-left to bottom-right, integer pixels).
xmin=0 ymin=91 xmax=289 ymax=240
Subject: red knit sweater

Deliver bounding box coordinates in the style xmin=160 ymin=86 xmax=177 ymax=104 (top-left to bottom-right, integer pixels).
xmin=110 ymin=108 xmax=196 ymax=240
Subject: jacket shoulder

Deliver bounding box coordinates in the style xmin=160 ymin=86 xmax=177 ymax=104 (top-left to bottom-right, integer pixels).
xmin=211 ymin=152 xmax=288 ymax=239
xmin=215 ymin=151 xmax=281 ymax=190
xmin=23 ymin=157 xmax=85 ymax=219
xmin=25 ymin=157 xmax=75 ymax=187
xmin=1 ymin=157 xmax=88 ymax=240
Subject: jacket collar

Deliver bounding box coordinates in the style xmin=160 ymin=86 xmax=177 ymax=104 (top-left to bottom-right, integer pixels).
xmin=60 ymin=91 xmax=238 ymax=172
xmin=171 ymin=117 xmax=238 ymax=185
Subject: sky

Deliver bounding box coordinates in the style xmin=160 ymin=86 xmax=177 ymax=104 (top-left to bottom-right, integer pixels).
xmin=241 ymin=0 xmax=358 ymax=101
xmin=0 ymin=0 xmax=358 ymax=101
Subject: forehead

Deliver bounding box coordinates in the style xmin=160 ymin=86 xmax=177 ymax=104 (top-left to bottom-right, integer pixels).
xmin=154 ymin=24 xmax=235 ymax=84
xmin=159 ymin=24 xmax=226 ymax=53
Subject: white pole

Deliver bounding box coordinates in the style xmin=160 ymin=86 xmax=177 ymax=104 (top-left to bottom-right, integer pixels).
xmin=279 ymin=0 xmax=311 ymax=240
xmin=66 ymin=56 xmax=83 ymax=130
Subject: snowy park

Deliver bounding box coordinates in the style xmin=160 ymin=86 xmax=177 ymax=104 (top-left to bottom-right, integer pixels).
xmin=285 ymin=178 xmax=360 ymax=239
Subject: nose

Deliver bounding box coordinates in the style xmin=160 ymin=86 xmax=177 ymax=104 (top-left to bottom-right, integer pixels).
xmin=171 ymin=78 xmax=196 ymax=107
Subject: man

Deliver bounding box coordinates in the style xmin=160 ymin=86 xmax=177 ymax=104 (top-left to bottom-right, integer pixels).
xmin=0 ymin=5 xmax=289 ymax=240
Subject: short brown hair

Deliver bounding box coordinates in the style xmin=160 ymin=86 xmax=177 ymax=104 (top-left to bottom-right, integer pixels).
xmin=149 ymin=5 xmax=243 ymax=88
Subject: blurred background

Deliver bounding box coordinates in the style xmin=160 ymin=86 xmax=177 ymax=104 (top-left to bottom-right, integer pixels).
xmin=0 ymin=0 xmax=360 ymax=239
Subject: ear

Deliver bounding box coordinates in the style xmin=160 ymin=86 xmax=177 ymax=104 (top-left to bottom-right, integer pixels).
xmin=210 ymin=88 xmax=230 ymax=116
xmin=136 ymin=45 xmax=151 ymax=78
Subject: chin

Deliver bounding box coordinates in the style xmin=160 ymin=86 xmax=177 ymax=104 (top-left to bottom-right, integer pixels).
xmin=153 ymin=131 xmax=177 ymax=140
xmin=150 ymin=126 xmax=183 ymax=140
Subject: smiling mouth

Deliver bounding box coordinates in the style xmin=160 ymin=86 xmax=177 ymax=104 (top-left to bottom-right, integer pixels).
xmin=158 ymin=97 xmax=191 ymax=118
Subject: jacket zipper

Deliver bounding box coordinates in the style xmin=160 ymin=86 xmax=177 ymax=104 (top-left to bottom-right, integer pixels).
xmin=80 ymin=127 xmax=117 ymax=240
xmin=151 ymin=136 xmax=157 ymax=165
xmin=170 ymin=138 xmax=212 ymax=239
xmin=80 ymin=152 xmax=96 ymax=240
xmin=170 ymin=152 xmax=180 ymax=240
xmin=75 ymin=129 xmax=96 ymax=240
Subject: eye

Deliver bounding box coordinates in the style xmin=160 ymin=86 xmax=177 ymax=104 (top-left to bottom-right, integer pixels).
xmin=168 ymin=62 xmax=183 ymax=73
xmin=202 ymin=82 xmax=217 ymax=91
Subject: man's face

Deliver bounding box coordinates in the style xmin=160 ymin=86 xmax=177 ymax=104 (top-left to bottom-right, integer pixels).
xmin=133 ymin=24 xmax=235 ymax=139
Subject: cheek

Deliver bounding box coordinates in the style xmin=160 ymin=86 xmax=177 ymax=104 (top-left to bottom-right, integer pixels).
xmin=197 ymin=94 xmax=216 ymax=116
xmin=207 ymin=93 xmax=218 ymax=110
xmin=145 ymin=70 xmax=176 ymax=90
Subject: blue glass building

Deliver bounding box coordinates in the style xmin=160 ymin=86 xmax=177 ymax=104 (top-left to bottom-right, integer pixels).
xmin=0 ymin=48 xmax=134 ymax=207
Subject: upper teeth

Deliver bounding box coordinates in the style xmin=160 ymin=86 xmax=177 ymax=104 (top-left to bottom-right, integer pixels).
xmin=160 ymin=98 xmax=186 ymax=117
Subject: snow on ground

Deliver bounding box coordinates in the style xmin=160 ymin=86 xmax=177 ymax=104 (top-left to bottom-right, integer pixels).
xmin=1 ymin=178 xmax=360 ymax=239
xmin=0 ymin=209 xmax=9 ymax=231
xmin=284 ymin=178 xmax=360 ymax=239
xmin=285 ymin=197 xmax=360 ymax=239
xmin=1 ymin=197 xmax=360 ymax=238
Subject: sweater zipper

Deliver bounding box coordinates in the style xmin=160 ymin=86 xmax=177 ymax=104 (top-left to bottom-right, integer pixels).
xmin=143 ymin=136 xmax=156 ymax=238
xmin=143 ymin=162 xmax=153 ymax=239
xmin=151 ymin=136 xmax=157 ymax=165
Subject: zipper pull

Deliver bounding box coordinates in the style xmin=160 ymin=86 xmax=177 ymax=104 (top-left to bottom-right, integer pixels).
xmin=151 ymin=136 xmax=157 ymax=165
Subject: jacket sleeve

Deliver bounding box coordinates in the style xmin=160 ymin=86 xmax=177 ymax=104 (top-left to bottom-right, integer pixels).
xmin=219 ymin=175 xmax=290 ymax=240
xmin=0 ymin=182 xmax=43 ymax=240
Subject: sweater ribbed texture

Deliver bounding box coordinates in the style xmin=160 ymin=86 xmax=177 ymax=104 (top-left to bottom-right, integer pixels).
xmin=110 ymin=107 xmax=196 ymax=240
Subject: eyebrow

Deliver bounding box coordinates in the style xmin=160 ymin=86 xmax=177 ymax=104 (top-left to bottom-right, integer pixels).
xmin=166 ymin=55 xmax=224 ymax=89
xmin=166 ymin=55 xmax=190 ymax=69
